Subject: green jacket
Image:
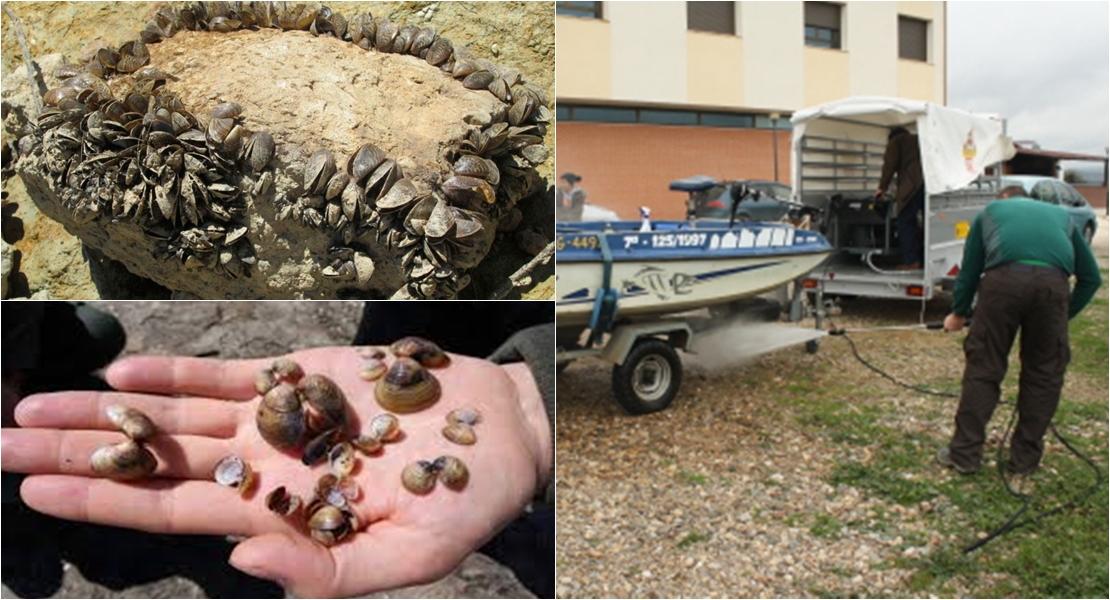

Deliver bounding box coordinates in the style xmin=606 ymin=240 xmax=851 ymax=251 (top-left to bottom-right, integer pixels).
xmin=952 ymin=197 xmax=1102 ymax=318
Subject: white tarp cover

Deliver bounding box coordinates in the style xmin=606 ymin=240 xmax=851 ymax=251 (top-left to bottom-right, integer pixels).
xmin=791 ymin=96 xmax=1016 ymax=195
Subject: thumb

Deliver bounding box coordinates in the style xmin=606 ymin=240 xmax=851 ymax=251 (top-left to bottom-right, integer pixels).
xmin=230 ymin=532 xmax=338 ymax=597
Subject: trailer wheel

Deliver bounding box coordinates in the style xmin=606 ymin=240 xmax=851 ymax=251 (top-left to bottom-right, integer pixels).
xmin=611 ymin=339 xmax=682 ymax=415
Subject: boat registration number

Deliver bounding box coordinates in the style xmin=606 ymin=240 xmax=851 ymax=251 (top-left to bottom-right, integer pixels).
xmin=555 ymin=235 xmax=600 ymax=251
xmin=647 ymin=233 xmax=707 ymax=249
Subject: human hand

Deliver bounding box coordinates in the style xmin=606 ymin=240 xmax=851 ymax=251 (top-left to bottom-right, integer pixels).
xmin=943 ymin=313 xmax=966 ymax=332
xmin=1 ymin=347 xmax=552 ymax=597
xmin=873 ymin=188 xmax=884 ymax=200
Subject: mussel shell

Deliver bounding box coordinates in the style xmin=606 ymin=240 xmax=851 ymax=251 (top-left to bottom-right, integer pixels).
xmin=426 ymin=37 xmax=453 ymax=66
xmin=213 ymin=454 xmax=255 ymax=496
xmin=357 ymin=357 xmax=387 ymax=381
xmin=305 ymin=149 xmax=337 ymax=195
xmin=401 ymin=460 xmax=436 ymax=494
xmin=367 ymin=413 xmax=401 ymax=442
xmin=328 ymin=442 xmax=356 ymax=477
xmin=307 ymin=503 xmax=353 ymax=547
xmin=347 ymin=143 xmax=387 ymax=182
xmin=462 ymin=70 xmax=496 ymax=91
xmin=266 ymin=486 xmax=303 ymax=516
xmin=271 ymin=358 xmax=304 ymax=383
xmin=210 ymin=102 xmax=242 ymax=120
xmin=447 ymin=407 xmax=481 ymax=426
xmin=389 ymin=336 xmax=450 ymax=368
xmin=325 ymin=171 xmax=350 ymax=201
xmin=437 ymin=455 xmax=469 ymax=490
xmin=244 ymin=131 xmax=275 ymax=173
xmin=375 ymin=357 xmax=441 ymax=413
xmin=375 ymin=178 xmax=419 ymax=212
xmin=255 ymin=368 xmax=279 ymax=395
xmin=90 ymin=440 xmax=157 ymax=480
xmin=442 ymin=176 xmax=496 ymax=207
xmin=256 ymin=383 xmax=306 ymax=450
xmin=302 ymin=426 xmax=343 ymax=466
xmin=105 ymin=404 xmax=156 ymax=442
xmin=352 ymin=434 xmax=383 ymax=455
xmin=297 ymin=374 xmax=348 ymax=433
xmin=442 ymin=423 xmax=476 ymax=446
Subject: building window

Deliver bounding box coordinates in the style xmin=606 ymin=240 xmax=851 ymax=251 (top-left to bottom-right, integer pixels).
xmin=640 ymin=109 xmax=698 ymax=126
xmin=572 ymin=106 xmax=637 ymax=123
xmin=805 ymin=2 xmax=842 ymax=49
xmin=898 ymin=16 xmax=928 ymax=61
xmin=556 ymin=1 xmax=601 ymax=19
xmin=557 ymin=104 xmax=791 ymax=130
xmin=687 ymin=2 xmax=734 ymax=35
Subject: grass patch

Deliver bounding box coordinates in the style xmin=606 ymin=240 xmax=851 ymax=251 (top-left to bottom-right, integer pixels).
xmin=810 ymin=513 xmax=843 ymax=538
xmin=1068 ymin=298 xmax=1109 ymax=378
xmin=676 ymin=470 xmax=708 ymax=486
xmin=676 ymin=531 xmax=710 ymax=548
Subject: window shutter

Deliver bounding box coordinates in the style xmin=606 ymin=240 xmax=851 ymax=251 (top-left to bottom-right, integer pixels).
xmin=688 ymin=2 xmax=734 ymax=34
xmin=899 ymin=16 xmax=928 ymax=61
xmin=804 ymin=2 xmax=840 ymax=29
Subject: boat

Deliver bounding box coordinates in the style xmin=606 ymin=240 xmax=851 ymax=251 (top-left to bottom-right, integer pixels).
xmin=555 ymin=218 xmax=833 ymax=327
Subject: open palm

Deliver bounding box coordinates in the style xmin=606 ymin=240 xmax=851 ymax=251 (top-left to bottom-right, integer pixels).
xmin=2 ymin=347 xmax=550 ymax=597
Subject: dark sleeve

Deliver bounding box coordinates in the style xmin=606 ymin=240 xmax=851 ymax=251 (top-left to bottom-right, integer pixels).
xmin=571 ymin=189 xmax=587 ymax=208
xmin=952 ymin=214 xmax=985 ymax=317
xmin=878 ymin=140 xmax=899 ymax=192
xmin=1068 ymin=226 xmax=1102 ymax=319
xmin=2 ymin=303 xmax=46 ymax=372
xmin=488 ymin=323 xmax=555 ymax=503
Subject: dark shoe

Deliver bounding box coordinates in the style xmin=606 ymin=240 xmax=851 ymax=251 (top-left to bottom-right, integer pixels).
xmin=1006 ymin=460 xmax=1038 ymax=476
xmin=937 ymin=447 xmax=979 ymax=474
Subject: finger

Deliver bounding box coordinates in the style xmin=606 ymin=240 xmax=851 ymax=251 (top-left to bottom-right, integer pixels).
xmin=20 ymin=475 xmax=282 ymax=537
xmin=2 ymin=428 xmax=232 ymax=480
xmin=230 ymin=522 xmax=465 ymax=597
xmin=16 ymin=391 xmax=243 ymax=438
xmin=107 ymin=356 xmax=270 ymax=401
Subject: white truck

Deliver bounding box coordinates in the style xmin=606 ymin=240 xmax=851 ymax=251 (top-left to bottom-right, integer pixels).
xmin=787 ymin=97 xmax=1016 ymax=326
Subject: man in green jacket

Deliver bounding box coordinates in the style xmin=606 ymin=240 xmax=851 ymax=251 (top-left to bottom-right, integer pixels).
xmin=939 ymin=185 xmax=1102 ymax=474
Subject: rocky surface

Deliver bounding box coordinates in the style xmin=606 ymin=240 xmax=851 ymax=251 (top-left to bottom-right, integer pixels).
xmin=1 ymin=2 xmax=554 ymax=299
xmin=1 ymin=300 xmax=536 ymax=599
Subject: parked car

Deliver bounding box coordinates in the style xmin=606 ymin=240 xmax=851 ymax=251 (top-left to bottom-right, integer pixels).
xmin=671 ymin=175 xmax=794 ymax=222
xmin=580 ymin=203 xmax=621 ymax=222
xmin=1000 ymin=175 xmax=1098 ymax=244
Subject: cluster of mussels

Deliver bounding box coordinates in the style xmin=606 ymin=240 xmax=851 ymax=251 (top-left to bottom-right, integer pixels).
xmin=27 ymin=0 xmax=550 ymax=298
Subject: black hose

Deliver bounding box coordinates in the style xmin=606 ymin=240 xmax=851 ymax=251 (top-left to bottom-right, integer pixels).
xmin=835 ymin=332 xmax=1103 ymax=553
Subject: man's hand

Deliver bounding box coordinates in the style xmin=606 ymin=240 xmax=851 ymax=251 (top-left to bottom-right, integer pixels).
xmin=943 ymin=313 xmax=966 ymax=332
xmin=873 ymin=188 xmax=885 ymax=200
xmin=1 ymin=347 xmax=552 ymax=597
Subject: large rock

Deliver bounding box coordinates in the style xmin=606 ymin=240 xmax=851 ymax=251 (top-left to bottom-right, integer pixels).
xmin=5 ymin=2 xmax=553 ymax=299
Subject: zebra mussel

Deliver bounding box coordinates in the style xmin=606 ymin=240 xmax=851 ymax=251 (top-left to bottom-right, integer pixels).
xmin=24 ymin=1 xmax=549 ymax=299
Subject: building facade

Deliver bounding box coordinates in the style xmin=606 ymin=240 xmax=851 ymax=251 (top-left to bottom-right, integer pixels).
xmin=556 ymin=1 xmax=947 ymax=219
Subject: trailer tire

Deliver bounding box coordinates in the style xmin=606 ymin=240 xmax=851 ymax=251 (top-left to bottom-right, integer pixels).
xmin=611 ymin=339 xmax=682 ymax=415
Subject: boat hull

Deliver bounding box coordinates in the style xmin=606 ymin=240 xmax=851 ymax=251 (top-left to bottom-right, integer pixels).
xmin=556 ymin=222 xmax=831 ymax=327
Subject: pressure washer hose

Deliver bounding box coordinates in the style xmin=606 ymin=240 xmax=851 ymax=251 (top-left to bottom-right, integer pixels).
xmin=827 ymin=324 xmax=1102 ymax=554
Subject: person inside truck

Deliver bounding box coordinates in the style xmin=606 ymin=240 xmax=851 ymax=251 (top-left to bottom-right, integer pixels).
xmin=873 ymin=126 xmax=924 ymax=270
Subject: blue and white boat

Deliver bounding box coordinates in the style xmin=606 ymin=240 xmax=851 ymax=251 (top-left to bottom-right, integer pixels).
xmin=556 ymin=219 xmax=833 ymax=327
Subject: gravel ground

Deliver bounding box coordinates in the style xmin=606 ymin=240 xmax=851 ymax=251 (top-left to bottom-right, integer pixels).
xmin=2 ymin=301 xmax=533 ymax=599
xmin=555 ymin=217 xmax=1109 ymax=598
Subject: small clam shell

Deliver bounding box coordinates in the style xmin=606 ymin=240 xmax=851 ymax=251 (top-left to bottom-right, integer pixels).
xmin=302 ymin=426 xmax=343 ymax=466
xmin=213 ymin=455 xmax=256 ymax=496
xmin=266 ymin=486 xmax=302 ymax=517
xmin=337 ymin=476 xmax=360 ymax=501
xmin=368 ymin=413 xmax=401 ymax=443
xmin=347 ymin=143 xmax=387 ymax=182
xmin=442 ymin=423 xmax=476 ymax=446
xmin=307 ymin=503 xmax=353 ymax=547
xmin=297 ymin=374 xmax=348 ymax=434
xmin=401 ymin=460 xmax=436 ymax=494
xmin=426 ymin=36 xmax=453 ymax=66
xmin=105 ymin=405 xmax=156 ymax=442
xmin=210 ymin=102 xmax=242 ymax=120
xmin=271 ymin=358 xmax=304 ymax=383
xmin=375 ymin=357 xmax=441 ymax=414
xmin=244 ymin=131 xmax=275 ymax=173
xmin=446 ymin=407 xmax=481 ymax=426
xmin=90 ymin=440 xmax=157 ymax=480
xmin=358 ymin=357 xmax=387 ymax=381
xmin=352 ymin=434 xmax=383 ymax=455
xmin=255 ymin=368 xmax=279 ymax=395
xmin=356 ymin=346 xmax=388 ymax=360
xmin=305 ymin=149 xmax=337 ymax=195
xmin=328 ymin=442 xmax=356 ymax=477
xmin=437 ymin=455 xmax=469 ymax=490
xmin=389 ymin=336 xmax=450 ymax=368
xmin=462 ymin=70 xmax=495 ymax=90
xmin=314 ymin=473 xmax=339 ymax=500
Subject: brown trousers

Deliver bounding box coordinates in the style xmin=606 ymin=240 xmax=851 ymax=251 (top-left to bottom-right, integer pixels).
xmin=948 ymin=267 xmax=1072 ymax=473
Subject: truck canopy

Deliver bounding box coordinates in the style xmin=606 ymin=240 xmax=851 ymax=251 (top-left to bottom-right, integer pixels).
xmin=790 ymin=96 xmax=1016 ymax=198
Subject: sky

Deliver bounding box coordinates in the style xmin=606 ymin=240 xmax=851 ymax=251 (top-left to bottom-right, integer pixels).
xmin=947 ymin=2 xmax=1109 ymax=176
